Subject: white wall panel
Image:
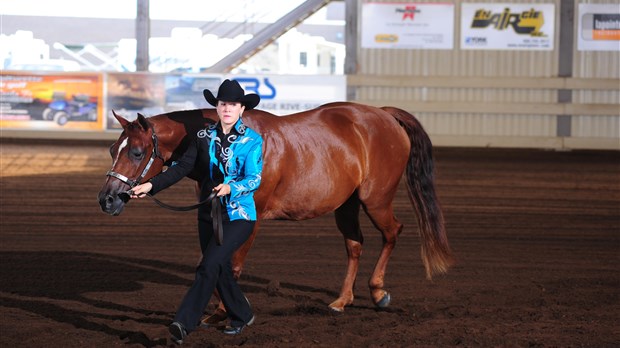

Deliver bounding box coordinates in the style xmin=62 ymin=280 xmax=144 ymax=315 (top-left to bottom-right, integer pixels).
xmin=353 ymin=0 xmax=619 ymax=149
xmin=572 ymin=116 xmax=620 ymax=138
xmin=418 ymin=113 xmax=556 ymax=137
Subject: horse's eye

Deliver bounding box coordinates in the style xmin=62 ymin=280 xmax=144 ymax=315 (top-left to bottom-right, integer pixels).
xmin=129 ymin=147 xmax=145 ymax=161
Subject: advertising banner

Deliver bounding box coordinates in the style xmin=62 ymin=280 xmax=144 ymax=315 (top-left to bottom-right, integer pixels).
xmin=361 ymin=2 xmax=455 ymax=50
xmin=106 ymin=73 xmax=167 ymax=129
xmin=228 ymin=75 xmax=346 ymax=115
xmin=107 ymin=74 xmax=345 ymax=127
xmin=578 ymin=4 xmax=620 ymax=51
xmin=165 ymin=74 xmax=221 ymax=111
xmin=146 ymin=74 xmax=345 ymax=117
xmin=1 ymin=72 xmax=346 ymax=131
xmin=461 ymin=3 xmax=555 ymax=50
xmin=0 ymin=72 xmax=103 ymax=130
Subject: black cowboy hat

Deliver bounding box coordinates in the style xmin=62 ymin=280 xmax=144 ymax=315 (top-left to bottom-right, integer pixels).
xmin=203 ymin=79 xmax=260 ymax=110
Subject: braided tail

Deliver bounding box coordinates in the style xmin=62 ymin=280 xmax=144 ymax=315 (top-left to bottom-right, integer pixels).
xmin=382 ymin=106 xmax=454 ymax=279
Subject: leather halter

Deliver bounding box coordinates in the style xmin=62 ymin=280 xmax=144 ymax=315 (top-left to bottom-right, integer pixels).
xmin=106 ymin=130 xmax=164 ymax=188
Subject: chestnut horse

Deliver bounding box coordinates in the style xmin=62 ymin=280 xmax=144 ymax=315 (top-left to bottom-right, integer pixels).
xmin=97 ymin=102 xmax=453 ymax=314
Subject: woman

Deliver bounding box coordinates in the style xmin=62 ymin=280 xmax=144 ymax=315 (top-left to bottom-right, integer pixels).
xmin=130 ymin=79 xmax=263 ymax=344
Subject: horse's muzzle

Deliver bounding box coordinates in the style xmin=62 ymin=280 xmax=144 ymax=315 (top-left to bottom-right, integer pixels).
xmin=98 ymin=192 xmax=127 ymax=216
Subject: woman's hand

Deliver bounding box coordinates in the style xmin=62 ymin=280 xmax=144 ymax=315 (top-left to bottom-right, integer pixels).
xmin=213 ymin=183 xmax=230 ymax=197
xmin=130 ymin=182 xmax=152 ymax=198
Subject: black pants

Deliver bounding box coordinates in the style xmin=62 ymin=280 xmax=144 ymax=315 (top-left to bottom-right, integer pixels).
xmin=174 ymin=219 xmax=255 ymax=333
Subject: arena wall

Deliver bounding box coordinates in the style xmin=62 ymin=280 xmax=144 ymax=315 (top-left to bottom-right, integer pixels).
xmin=1 ymin=0 xmax=619 ymax=150
xmin=348 ymin=0 xmax=619 ymax=150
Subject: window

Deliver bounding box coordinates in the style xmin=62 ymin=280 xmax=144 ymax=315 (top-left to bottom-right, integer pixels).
xmin=299 ymin=52 xmax=307 ymax=67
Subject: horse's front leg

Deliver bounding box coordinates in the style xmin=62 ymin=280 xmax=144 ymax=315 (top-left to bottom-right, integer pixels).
xmin=329 ymin=238 xmax=362 ymax=312
xmin=330 ymin=195 xmax=363 ymax=312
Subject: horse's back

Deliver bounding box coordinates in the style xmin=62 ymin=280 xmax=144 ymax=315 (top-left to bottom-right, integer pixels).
xmin=161 ymin=103 xmax=410 ymax=220
xmin=245 ymin=102 xmax=410 ymax=220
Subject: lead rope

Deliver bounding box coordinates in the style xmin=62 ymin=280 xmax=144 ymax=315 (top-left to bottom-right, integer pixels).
xmin=126 ymin=189 xmax=224 ymax=246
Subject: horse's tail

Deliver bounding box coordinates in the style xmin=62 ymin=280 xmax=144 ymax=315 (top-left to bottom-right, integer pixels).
xmin=381 ymin=106 xmax=454 ymax=280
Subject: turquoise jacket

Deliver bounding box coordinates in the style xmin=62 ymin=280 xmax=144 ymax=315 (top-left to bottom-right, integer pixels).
xmin=203 ymin=118 xmax=263 ymax=221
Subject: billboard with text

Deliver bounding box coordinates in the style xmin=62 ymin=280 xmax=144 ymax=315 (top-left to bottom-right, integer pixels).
xmin=0 ymin=72 xmax=103 ymax=130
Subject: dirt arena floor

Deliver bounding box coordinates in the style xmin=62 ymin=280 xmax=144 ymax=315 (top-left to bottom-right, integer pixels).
xmin=1 ymin=139 xmax=618 ymax=348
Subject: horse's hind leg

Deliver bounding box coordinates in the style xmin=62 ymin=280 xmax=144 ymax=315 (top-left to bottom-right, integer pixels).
xmin=330 ymin=193 xmax=364 ymax=312
xmin=361 ymin=199 xmax=403 ymax=308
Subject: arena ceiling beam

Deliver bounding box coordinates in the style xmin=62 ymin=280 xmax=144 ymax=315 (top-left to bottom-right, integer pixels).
xmin=204 ymin=0 xmax=333 ymax=73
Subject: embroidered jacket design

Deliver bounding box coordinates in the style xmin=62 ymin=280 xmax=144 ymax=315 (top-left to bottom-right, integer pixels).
xmin=205 ymin=118 xmax=263 ymax=221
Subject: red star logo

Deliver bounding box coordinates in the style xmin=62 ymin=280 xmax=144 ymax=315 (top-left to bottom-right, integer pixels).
xmin=402 ymin=5 xmax=417 ymax=20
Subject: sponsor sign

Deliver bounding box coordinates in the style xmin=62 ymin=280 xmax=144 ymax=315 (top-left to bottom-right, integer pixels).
xmin=165 ymin=75 xmax=221 ymax=111
xmin=228 ymin=75 xmax=346 ymax=115
xmin=106 ymin=73 xmax=167 ymax=129
xmin=578 ymin=4 xmax=620 ymax=51
xmin=0 ymin=72 xmax=345 ymax=131
xmin=461 ymin=3 xmax=555 ymax=50
xmin=361 ymin=3 xmax=455 ymax=50
xmin=107 ymin=73 xmax=345 ymax=127
xmin=0 ymin=72 xmax=103 ymax=130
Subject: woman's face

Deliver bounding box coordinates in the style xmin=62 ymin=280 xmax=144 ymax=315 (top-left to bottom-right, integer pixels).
xmin=216 ymin=101 xmax=245 ymax=133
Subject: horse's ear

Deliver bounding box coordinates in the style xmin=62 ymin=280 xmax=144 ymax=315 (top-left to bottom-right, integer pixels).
xmin=136 ymin=113 xmax=150 ymax=131
xmin=112 ymin=110 xmax=130 ymax=128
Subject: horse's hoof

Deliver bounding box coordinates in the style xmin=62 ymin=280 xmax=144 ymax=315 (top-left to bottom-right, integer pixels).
xmin=375 ymin=292 xmax=391 ymax=308
xmin=200 ymin=308 xmax=227 ymax=328
xmin=328 ymin=306 xmax=345 ymax=315
xmin=329 ymin=296 xmax=353 ymax=313
xmin=328 ymin=304 xmax=345 ymax=313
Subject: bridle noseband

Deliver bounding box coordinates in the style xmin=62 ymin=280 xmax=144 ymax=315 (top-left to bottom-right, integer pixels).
xmin=106 ymin=130 xmax=164 ymax=189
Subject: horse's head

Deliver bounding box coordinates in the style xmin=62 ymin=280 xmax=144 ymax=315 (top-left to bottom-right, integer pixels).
xmin=97 ymin=111 xmax=166 ymax=215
